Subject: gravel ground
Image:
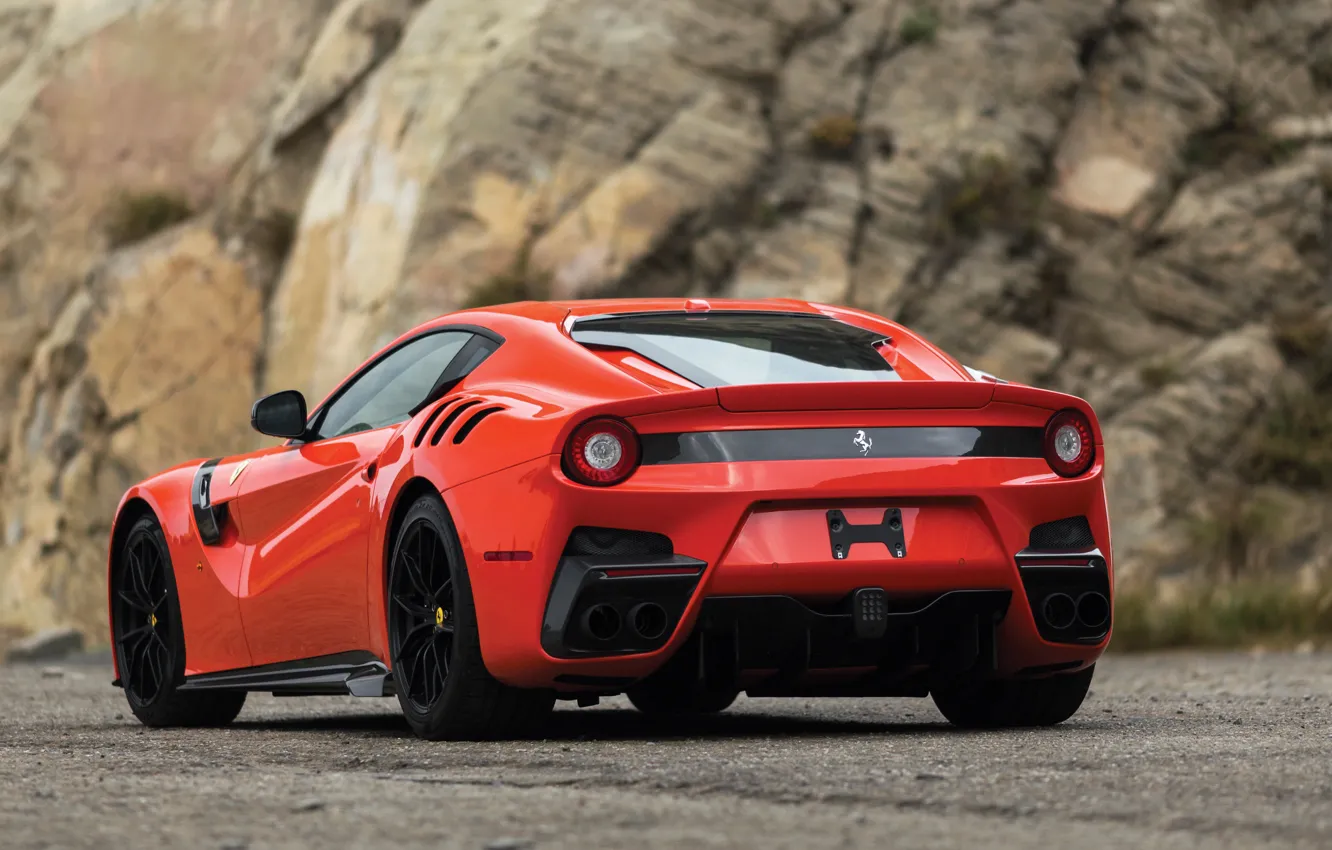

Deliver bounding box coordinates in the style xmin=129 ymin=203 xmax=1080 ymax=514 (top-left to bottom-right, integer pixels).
xmin=2 ymin=651 xmax=1330 ymax=849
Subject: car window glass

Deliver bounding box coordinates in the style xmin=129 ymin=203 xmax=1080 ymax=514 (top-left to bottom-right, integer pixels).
xmin=571 ymin=314 xmax=897 ymax=388
xmin=315 ymin=332 xmax=472 ymax=439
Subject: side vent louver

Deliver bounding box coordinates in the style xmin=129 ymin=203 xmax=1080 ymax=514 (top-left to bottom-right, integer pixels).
xmin=430 ymin=399 xmax=483 ymax=446
xmin=452 ymin=406 xmax=505 ymax=444
xmin=413 ymin=398 xmax=455 ymax=448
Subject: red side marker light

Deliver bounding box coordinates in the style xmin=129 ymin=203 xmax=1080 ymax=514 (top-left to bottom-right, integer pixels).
xmin=483 ymin=551 xmax=533 ymax=562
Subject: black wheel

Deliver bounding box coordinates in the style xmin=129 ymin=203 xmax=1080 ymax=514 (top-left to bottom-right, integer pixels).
xmin=387 ymin=493 xmax=554 ymax=740
xmin=112 ymin=515 xmax=246 ymax=727
xmin=930 ymin=664 xmax=1095 ymax=728
xmin=627 ymin=683 xmax=739 ymax=716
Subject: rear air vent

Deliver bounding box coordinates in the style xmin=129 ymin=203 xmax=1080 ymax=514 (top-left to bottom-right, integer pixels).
xmin=452 ymin=406 xmax=504 ymax=444
xmin=1027 ymin=516 xmax=1095 ymax=552
xmin=430 ymin=399 xmax=483 ymax=446
xmin=563 ymin=527 xmax=674 ymax=558
xmin=414 ymin=398 xmax=454 ymax=447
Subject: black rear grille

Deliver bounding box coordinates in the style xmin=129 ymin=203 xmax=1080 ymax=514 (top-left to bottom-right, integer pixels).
xmin=563 ymin=527 xmax=673 ymax=558
xmin=1027 ymin=516 xmax=1095 ymax=551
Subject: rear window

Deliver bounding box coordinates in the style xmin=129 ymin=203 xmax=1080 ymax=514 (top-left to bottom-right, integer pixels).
xmin=570 ymin=312 xmax=899 ymax=388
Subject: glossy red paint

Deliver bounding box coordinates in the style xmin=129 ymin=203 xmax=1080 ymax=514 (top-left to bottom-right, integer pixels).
xmin=108 ymin=297 xmax=1114 ymax=692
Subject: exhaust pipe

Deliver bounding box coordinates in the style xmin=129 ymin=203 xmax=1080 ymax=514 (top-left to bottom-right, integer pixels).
xmin=1076 ymin=592 xmax=1110 ymax=630
xmin=628 ymin=602 xmax=668 ymax=641
xmin=1040 ymin=593 xmax=1076 ymax=630
xmin=580 ymin=604 xmax=622 ymax=641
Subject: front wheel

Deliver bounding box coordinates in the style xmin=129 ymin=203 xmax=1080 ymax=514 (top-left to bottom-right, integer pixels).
xmin=386 ymin=493 xmax=554 ymax=740
xmin=930 ymin=664 xmax=1095 ymax=728
xmin=112 ymin=515 xmax=246 ymax=727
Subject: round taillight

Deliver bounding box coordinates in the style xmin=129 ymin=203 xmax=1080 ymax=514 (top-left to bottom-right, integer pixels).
xmin=1043 ymin=409 xmax=1095 ymax=478
xmin=563 ymin=417 xmax=641 ymax=486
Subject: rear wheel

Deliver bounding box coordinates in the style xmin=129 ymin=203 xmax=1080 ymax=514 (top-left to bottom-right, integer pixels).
xmin=387 ymin=493 xmax=554 ymax=740
xmin=930 ymin=664 xmax=1095 ymax=728
xmin=113 ymin=515 xmax=246 ymax=727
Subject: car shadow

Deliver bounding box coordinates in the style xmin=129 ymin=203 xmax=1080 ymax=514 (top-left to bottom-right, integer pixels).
xmin=225 ymin=704 xmax=1111 ymax=741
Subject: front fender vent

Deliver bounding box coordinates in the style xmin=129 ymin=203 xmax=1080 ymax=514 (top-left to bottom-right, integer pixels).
xmin=452 ymin=406 xmax=505 ymax=444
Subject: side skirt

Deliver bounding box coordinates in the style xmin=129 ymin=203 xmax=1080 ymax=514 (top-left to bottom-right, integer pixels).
xmin=176 ymin=650 xmax=393 ymax=698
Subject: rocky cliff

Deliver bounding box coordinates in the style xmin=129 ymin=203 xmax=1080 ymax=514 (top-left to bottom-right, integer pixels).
xmin=1 ymin=0 xmax=1330 ymax=641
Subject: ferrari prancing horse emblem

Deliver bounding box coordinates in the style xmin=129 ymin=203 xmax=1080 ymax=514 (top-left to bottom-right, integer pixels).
xmin=853 ymin=430 xmax=872 ymax=455
xmin=229 ymin=459 xmax=250 ymax=485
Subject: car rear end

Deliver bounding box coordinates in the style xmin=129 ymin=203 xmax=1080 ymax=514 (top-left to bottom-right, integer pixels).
xmin=458 ymin=307 xmax=1112 ymax=696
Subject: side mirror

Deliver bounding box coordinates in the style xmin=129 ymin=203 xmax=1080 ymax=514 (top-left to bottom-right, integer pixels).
xmin=251 ymin=390 xmax=308 ymax=439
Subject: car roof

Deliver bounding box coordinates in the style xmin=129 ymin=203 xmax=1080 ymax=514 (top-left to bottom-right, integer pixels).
xmin=450 ymin=297 xmax=828 ymax=323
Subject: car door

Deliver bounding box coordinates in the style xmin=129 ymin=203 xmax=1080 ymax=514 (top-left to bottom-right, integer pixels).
xmin=233 ymin=330 xmax=475 ymax=666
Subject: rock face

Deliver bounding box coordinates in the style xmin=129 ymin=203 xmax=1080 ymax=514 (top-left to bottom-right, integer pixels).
xmin=1 ymin=0 xmax=1331 ymax=642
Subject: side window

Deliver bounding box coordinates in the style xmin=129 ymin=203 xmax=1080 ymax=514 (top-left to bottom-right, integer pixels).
xmin=313 ymin=332 xmax=472 ymax=439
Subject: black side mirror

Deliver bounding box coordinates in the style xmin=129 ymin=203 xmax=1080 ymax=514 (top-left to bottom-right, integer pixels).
xmin=251 ymin=390 xmax=308 ymax=439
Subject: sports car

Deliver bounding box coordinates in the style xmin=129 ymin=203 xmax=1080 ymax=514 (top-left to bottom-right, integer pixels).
xmin=107 ymin=297 xmax=1112 ymax=739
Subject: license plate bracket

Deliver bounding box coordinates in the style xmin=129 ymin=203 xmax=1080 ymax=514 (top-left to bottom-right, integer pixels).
xmin=826 ymin=508 xmax=907 ymax=560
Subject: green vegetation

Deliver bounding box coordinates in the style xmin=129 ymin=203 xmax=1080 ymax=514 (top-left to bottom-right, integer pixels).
xmin=808 ymin=114 xmax=860 ymax=160
xmin=103 ymin=189 xmax=194 ymax=248
xmin=899 ymin=6 xmax=940 ymax=46
xmin=926 ymin=153 xmax=1044 ymax=247
xmin=463 ymin=245 xmax=551 ymax=309
xmin=1109 ymin=582 xmax=1332 ymax=652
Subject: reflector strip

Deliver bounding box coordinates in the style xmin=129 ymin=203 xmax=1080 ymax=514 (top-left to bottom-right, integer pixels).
xmin=483 ymin=551 xmax=533 ymax=562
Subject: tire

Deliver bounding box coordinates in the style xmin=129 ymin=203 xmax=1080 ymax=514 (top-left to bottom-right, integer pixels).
xmin=627 ymin=683 xmax=739 ymax=716
xmin=386 ymin=493 xmax=555 ymax=741
xmin=112 ymin=515 xmax=246 ymax=727
xmin=930 ymin=664 xmax=1095 ymax=728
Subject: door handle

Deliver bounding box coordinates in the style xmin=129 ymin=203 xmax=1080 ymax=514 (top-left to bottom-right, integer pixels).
xmin=361 ymin=462 xmax=377 ymax=482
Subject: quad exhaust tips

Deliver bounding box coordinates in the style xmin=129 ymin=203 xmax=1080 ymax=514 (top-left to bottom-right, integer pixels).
xmin=1040 ymin=591 xmax=1110 ymax=631
xmin=1041 ymin=593 xmax=1077 ymax=630
xmin=628 ymin=603 xmax=668 ymax=641
xmin=580 ymin=602 xmax=671 ymax=642
xmin=1075 ymin=591 xmax=1110 ymax=630
xmin=581 ymin=604 xmax=622 ymax=642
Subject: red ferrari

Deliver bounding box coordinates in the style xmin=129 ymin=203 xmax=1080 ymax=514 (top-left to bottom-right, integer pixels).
xmin=108 ymin=298 xmax=1112 ymax=739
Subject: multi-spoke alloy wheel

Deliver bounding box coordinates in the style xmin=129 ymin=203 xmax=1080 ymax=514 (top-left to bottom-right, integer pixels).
xmin=389 ymin=517 xmax=455 ymax=711
xmin=387 ymin=494 xmax=555 ymax=741
xmin=115 ymin=526 xmax=172 ymax=705
xmin=112 ymin=515 xmax=246 ymax=727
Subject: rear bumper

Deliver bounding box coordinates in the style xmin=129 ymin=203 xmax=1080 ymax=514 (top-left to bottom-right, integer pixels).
xmin=447 ymin=453 xmax=1113 ymax=691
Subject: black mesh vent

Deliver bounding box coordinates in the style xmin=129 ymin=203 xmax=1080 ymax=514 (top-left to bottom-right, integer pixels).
xmin=1027 ymin=516 xmax=1095 ymax=551
xmin=563 ymin=526 xmax=673 ymax=558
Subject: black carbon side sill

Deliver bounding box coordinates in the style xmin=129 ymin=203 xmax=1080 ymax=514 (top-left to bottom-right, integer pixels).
xmin=640 ymin=426 xmax=1044 ymax=465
